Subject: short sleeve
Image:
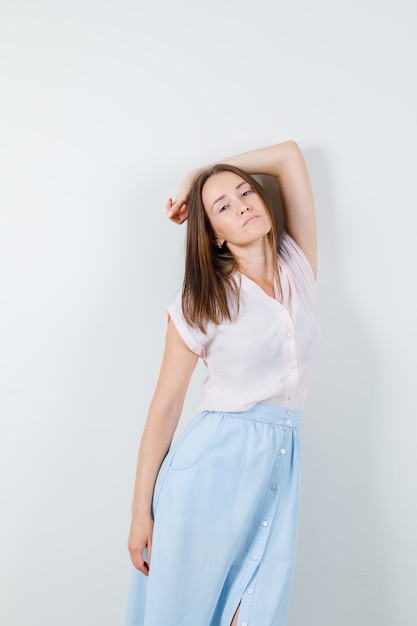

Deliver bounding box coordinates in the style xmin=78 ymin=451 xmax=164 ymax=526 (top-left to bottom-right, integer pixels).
xmin=166 ymin=291 xmax=206 ymax=358
xmin=278 ymin=231 xmax=317 ymax=292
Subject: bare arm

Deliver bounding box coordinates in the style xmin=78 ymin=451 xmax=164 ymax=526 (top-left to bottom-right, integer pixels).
xmin=167 ymin=141 xmax=317 ymax=278
xmin=128 ymin=320 xmax=198 ymax=575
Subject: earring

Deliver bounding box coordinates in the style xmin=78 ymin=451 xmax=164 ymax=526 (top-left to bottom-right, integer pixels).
xmin=217 ymin=241 xmax=222 ymax=249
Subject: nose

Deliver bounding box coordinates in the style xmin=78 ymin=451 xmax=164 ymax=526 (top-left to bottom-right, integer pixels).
xmin=238 ymin=203 xmax=250 ymax=215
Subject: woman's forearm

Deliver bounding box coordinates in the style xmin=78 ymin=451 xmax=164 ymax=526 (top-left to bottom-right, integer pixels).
xmin=131 ymin=405 xmax=180 ymax=517
xmin=127 ymin=403 xmax=181 ymax=576
xmin=209 ymin=140 xmax=301 ymax=178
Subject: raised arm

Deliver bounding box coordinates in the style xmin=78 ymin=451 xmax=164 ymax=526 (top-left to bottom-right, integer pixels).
xmin=167 ymin=141 xmax=317 ymax=278
xmin=127 ymin=321 xmax=198 ymax=575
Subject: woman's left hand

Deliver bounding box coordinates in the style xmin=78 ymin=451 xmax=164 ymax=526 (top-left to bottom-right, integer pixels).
xmin=166 ymin=197 xmax=188 ymax=224
xmin=166 ymin=170 xmax=199 ymax=224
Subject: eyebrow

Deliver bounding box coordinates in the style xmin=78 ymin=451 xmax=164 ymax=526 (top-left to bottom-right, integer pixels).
xmin=211 ymin=181 xmax=248 ymax=211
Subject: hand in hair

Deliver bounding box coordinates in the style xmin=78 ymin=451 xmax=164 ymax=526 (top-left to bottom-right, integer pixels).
xmin=166 ymin=170 xmax=200 ymax=224
xmin=166 ymin=197 xmax=188 ymax=224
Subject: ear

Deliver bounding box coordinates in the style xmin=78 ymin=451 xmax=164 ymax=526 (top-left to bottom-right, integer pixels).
xmin=216 ymin=238 xmax=225 ymax=249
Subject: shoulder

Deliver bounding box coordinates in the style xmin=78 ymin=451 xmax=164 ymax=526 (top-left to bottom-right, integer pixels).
xmin=166 ymin=291 xmax=209 ymax=358
xmin=278 ymin=230 xmax=317 ymax=290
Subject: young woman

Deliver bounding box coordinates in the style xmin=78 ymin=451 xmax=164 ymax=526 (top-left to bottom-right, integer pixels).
xmin=124 ymin=141 xmax=320 ymax=626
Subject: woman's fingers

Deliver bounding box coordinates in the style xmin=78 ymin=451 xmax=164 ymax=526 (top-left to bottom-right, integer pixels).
xmin=128 ymin=517 xmax=154 ymax=576
xmin=166 ymin=169 xmax=198 ymax=223
xmin=166 ymin=198 xmax=188 ymax=224
xmin=129 ymin=540 xmax=150 ymax=576
xmin=138 ymin=554 xmax=150 ymax=576
xmin=147 ymin=536 xmax=152 ymax=569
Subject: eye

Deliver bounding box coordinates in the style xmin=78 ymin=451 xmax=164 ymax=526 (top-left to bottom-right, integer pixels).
xmin=242 ymin=189 xmax=251 ymax=197
xmin=219 ymin=204 xmax=229 ymax=213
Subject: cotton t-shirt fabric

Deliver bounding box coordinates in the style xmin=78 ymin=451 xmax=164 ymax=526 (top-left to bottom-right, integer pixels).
xmin=167 ymin=231 xmax=320 ymax=412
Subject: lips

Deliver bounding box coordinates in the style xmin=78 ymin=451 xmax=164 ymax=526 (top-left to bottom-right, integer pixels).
xmin=243 ymin=215 xmax=259 ymax=227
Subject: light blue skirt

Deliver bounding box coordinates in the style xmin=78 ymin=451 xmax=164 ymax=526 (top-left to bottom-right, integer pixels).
xmin=124 ymin=403 xmax=301 ymax=626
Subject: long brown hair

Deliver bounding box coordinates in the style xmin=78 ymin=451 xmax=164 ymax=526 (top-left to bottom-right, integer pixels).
xmin=182 ymin=164 xmax=279 ymax=332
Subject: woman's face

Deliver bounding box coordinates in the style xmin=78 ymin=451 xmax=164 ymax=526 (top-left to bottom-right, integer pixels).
xmin=202 ymin=171 xmax=272 ymax=249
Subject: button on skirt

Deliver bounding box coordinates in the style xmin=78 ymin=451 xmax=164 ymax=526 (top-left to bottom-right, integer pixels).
xmin=124 ymin=403 xmax=302 ymax=626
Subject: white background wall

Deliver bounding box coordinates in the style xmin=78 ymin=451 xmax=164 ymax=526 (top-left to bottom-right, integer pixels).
xmin=1 ymin=1 xmax=416 ymax=624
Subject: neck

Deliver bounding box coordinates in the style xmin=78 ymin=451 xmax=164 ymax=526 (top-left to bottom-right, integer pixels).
xmin=229 ymin=238 xmax=275 ymax=284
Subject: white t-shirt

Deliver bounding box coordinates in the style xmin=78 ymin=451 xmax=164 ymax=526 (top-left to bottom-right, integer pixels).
xmin=167 ymin=232 xmax=320 ymax=412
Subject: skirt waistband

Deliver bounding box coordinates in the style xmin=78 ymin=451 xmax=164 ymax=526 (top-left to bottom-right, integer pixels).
xmin=211 ymin=403 xmax=301 ymax=428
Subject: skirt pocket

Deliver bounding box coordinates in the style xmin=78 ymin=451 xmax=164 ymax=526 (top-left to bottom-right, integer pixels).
xmin=168 ymin=411 xmax=226 ymax=471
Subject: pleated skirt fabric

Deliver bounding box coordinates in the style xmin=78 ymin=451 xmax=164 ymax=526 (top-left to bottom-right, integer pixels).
xmin=124 ymin=403 xmax=302 ymax=626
